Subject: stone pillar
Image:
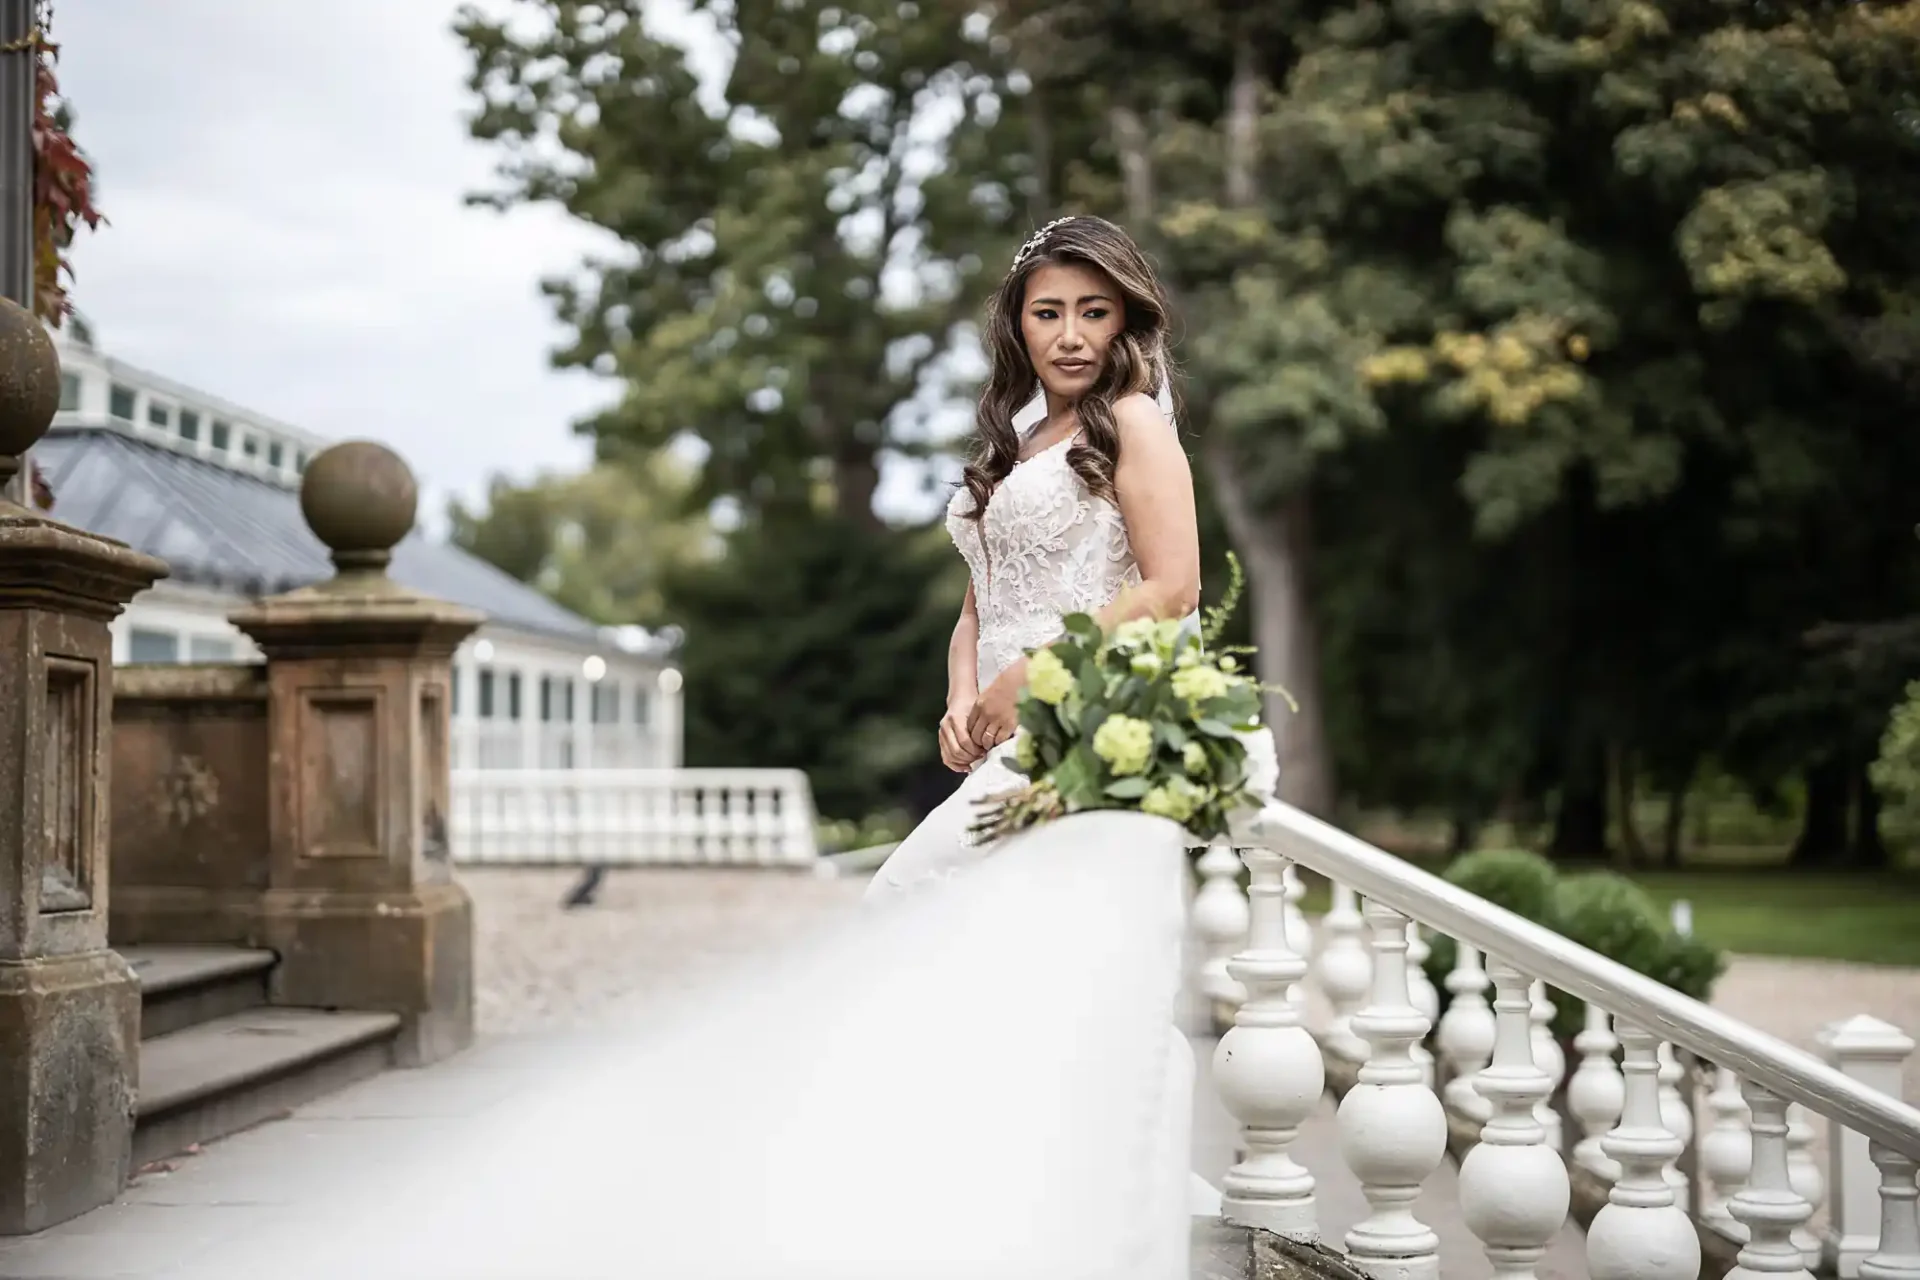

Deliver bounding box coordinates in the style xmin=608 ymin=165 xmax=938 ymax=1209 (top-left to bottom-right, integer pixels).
xmin=230 ymin=442 xmax=482 ymax=1067
xmin=0 ymin=298 xmax=168 ymax=1233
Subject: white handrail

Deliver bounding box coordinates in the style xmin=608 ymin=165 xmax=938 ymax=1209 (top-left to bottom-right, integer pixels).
xmin=1243 ymin=800 xmax=1920 ymax=1161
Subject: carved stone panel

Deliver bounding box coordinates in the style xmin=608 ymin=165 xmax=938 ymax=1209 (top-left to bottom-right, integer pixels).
xmin=39 ymin=656 xmax=93 ymax=914
xmin=299 ymin=689 xmax=383 ymax=859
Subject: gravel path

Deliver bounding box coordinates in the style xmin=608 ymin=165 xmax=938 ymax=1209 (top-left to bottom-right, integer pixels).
xmin=465 ymin=866 xmax=867 ymax=1035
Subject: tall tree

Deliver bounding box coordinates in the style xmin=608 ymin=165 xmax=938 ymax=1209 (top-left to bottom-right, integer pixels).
xmin=455 ymin=0 xmax=1031 ymax=525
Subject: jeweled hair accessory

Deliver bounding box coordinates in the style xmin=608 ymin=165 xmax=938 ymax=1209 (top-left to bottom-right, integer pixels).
xmin=1010 ymin=217 xmax=1073 ymax=272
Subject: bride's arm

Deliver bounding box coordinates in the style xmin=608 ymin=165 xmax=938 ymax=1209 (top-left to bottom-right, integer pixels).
xmin=949 ymin=582 xmax=982 ymax=708
xmin=940 ymin=584 xmax=986 ymax=769
xmin=1092 ymin=392 xmax=1202 ymax=629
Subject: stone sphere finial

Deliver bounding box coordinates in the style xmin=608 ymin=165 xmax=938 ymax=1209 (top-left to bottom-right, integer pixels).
xmin=0 ymin=296 xmax=63 ymax=502
xmin=299 ymin=440 xmax=419 ymax=575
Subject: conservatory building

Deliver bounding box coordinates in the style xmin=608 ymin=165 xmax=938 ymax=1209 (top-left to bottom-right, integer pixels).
xmin=44 ymin=326 xmax=682 ymax=772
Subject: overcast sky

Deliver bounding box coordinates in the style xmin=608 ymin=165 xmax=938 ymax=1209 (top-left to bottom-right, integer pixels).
xmin=56 ymin=0 xmax=941 ymax=527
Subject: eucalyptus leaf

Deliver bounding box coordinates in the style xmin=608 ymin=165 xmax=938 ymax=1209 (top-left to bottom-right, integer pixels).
xmin=1196 ymin=717 xmax=1237 ymax=739
xmin=1105 ymin=776 xmax=1152 ymax=799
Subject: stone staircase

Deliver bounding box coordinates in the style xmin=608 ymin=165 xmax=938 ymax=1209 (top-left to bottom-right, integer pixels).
xmin=123 ymin=946 xmax=401 ymax=1166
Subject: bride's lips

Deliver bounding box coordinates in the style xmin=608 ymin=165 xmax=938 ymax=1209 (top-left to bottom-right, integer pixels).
xmin=1052 ymin=358 xmax=1093 ymax=375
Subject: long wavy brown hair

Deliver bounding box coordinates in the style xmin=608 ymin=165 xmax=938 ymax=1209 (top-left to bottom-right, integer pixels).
xmin=959 ymin=216 xmax=1177 ymax=521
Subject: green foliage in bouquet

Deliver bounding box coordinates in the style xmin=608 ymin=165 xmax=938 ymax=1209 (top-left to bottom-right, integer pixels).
xmin=970 ymin=556 xmax=1290 ymax=844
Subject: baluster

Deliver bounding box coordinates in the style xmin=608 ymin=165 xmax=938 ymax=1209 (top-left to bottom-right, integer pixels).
xmin=1568 ymin=1003 xmax=1625 ymax=1179
xmin=1407 ymin=923 xmax=1437 ymax=1087
xmin=1528 ymin=981 xmax=1566 ymax=1150
xmin=1338 ymin=897 xmax=1446 ymax=1280
xmin=1283 ymin=862 xmax=1314 ymax=960
xmin=1406 ymin=923 xmax=1438 ymax=1023
xmin=1725 ymin=1084 xmax=1816 ymax=1280
xmin=1213 ymin=846 xmax=1324 ymax=1238
xmin=1859 ymin=1143 xmax=1920 ymax=1280
xmin=1460 ymin=960 xmax=1570 ymax=1280
xmin=1192 ymin=843 xmax=1250 ymax=1020
xmin=1821 ymin=1016 xmax=1918 ymax=1278
xmin=1437 ymin=942 xmax=1496 ymax=1123
xmin=1698 ymin=1064 xmax=1753 ymax=1233
xmin=1657 ymin=1041 xmax=1694 ymax=1192
xmin=1587 ymin=1024 xmax=1700 ymax=1280
xmin=1785 ymin=1103 xmax=1825 ymax=1267
xmin=1313 ymin=881 xmax=1372 ymax=1062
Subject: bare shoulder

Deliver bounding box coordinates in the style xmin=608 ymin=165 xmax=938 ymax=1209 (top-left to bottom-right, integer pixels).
xmin=1112 ymin=391 xmax=1173 ymax=439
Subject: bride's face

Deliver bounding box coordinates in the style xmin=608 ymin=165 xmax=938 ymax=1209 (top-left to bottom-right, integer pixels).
xmin=1021 ymin=261 xmax=1127 ymax=403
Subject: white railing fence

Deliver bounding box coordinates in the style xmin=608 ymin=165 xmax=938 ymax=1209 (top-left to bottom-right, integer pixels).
xmin=1187 ymin=805 xmax=1920 ymax=1280
xmin=448 ymin=768 xmax=820 ymax=869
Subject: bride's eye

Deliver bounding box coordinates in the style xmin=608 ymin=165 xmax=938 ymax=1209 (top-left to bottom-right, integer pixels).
xmin=1032 ymin=308 xmax=1059 ymax=320
xmin=1083 ymin=308 xmax=1110 ymax=321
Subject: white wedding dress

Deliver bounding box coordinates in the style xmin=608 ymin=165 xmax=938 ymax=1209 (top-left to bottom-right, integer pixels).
xmin=866 ymin=415 xmax=1225 ymax=1221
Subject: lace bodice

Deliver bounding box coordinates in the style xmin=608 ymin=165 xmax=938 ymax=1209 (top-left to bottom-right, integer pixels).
xmin=946 ymin=434 xmax=1142 ymax=691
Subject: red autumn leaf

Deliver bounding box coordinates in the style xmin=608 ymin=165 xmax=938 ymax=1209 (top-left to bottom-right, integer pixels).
xmin=31 ymin=38 xmax=105 ymax=327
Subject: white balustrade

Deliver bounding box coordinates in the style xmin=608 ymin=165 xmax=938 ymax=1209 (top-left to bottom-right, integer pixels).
xmin=1312 ymin=881 xmax=1372 ymax=1062
xmin=1859 ymin=1142 xmax=1920 ymax=1280
xmin=1459 ymin=959 xmax=1570 ymax=1280
xmin=1529 ymin=980 xmax=1566 ymax=1150
xmin=1786 ymin=1102 xmax=1826 ymax=1266
xmin=1338 ymin=897 xmax=1447 ymax=1280
xmin=1728 ymin=1084 xmax=1818 ymax=1280
xmin=1569 ymin=1003 xmax=1625 ymax=1179
xmin=1824 ymin=1017 xmax=1919 ymax=1277
xmin=1700 ymin=1064 xmax=1755 ymax=1232
xmin=1235 ymin=801 xmax=1920 ymax=1280
xmin=1587 ymin=1023 xmax=1700 ymax=1280
xmin=447 ymin=767 xmax=819 ymax=867
xmin=1192 ymin=843 xmax=1250 ymax=1015
xmin=1213 ymin=847 xmax=1324 ymax=1237
xmin=1437 ymin=942 xmax=1496 ymax=1123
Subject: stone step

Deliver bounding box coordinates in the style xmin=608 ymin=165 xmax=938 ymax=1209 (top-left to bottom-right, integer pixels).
xmin=135 ymin=1007 xmax=401 ymax=1166
xmin=123 ymin=945 xmax=276 ymax=1040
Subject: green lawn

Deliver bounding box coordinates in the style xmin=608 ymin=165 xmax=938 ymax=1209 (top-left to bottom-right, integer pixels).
xmin=1618 ymin=870 xmax=1920 ymax=968
xmin=1281 ymin=862 xmax=1920 ymax=968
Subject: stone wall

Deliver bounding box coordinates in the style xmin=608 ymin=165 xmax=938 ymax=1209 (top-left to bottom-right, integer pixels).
xmin=109 ymin=663 xmax=270 ymax=948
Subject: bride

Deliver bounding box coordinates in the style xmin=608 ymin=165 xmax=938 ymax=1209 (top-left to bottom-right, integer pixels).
xmin=869 ymin=215 xmax=1202 ymax=900
xmin=866 ymin=216 xmax=1227 ymax=1219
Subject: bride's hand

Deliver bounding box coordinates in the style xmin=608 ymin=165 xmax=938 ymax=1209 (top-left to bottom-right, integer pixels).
xmin=939 ymin=700 xmax=984 ymax=772
xmin=966 ymin=668 xmax=1022 ymax=753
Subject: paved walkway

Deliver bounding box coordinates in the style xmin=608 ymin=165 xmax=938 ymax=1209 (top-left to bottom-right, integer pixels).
xmin=1 ymin=867 xmax=1914 ymax=1277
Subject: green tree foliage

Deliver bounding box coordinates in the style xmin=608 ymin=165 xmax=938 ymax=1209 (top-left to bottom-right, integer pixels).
xmin=1873 ymin=681 xmax=1920 ymax=828
xmin=454 ymin=0 xmax=1030 ymax=525
xmin=446 ymin=454 xmax=717 ymax=627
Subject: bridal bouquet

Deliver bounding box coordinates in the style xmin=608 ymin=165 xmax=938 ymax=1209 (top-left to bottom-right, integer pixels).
xmin=971 ymin=557 xmax=1287 ymax=845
